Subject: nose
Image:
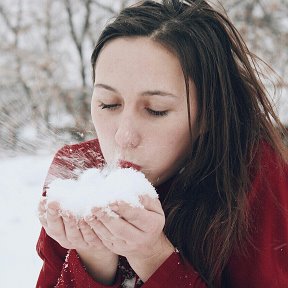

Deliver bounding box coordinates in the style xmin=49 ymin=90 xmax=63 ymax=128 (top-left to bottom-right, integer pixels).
xmin=114 ymin=116 xmax=141 ymax=149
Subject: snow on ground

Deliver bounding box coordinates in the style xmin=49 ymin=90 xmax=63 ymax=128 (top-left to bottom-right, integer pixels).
xmin=0 ymin=153 xmax=54 ymax=287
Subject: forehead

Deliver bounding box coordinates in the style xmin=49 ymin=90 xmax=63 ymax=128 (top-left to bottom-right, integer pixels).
xmin=96 ymin=36 xmax=179 ymax=66
xmin=94 ymin=37 xmax=186 ymax=94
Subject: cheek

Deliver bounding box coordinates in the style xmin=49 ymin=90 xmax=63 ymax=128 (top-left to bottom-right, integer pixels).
xmin=92 ymin=107 xmax=113 ymax=136
xmin=91 ymin=105 xmax=98 ymax=128
xmin=96 ymin=133 xmax=116 ymax=165
xmin=92 ymin=114 xmax=116 ymax=159
xmin=151 ymin=128 xmax=190 ymax=176
xmin=149 ymin=118 xmax=190 ymax=157
xmin=165 ymin=136 xmax=190 ymax=165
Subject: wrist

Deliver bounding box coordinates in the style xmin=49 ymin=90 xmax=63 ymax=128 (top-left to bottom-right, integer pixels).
xmin=77 ymin=248 xmax=118 ymax=285
xmin=77 ymin=246 xmax=116 ymax=261
xmin=127 ymin=234 xmax=174 ymax=282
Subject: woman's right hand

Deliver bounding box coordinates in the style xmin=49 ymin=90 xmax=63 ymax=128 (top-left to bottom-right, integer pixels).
xmin=38 ymin=197 xmax=104 ymax=250
xmin=38 ymin=197 xmax=119 ymax=285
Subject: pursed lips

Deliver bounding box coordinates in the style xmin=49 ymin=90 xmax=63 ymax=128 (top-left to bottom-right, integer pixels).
xmin=118 ymin=160 xmax=141 ymax=171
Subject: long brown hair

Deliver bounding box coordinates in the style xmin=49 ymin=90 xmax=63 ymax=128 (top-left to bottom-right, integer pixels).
xmin=91 ymin=0 xmax=287 ymax=286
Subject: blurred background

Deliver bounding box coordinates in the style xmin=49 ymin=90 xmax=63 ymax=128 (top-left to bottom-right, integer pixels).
xmin=0 ymin=0 xmax=287 ymax=287
xmin=0 ymin=0 xmax=287 ymax=155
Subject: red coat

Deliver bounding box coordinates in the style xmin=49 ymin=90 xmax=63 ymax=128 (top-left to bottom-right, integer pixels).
xmin=36 ymin=139 xmax=288 ymax=287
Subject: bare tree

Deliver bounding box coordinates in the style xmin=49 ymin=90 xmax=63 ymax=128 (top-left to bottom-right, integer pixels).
xmin=0 ymin=0 xmax=286 ymax=152
xmin=63 ymin=0 xmax=93 ymax=132
xmin=0 ymin=0 xmax=36 ymax=149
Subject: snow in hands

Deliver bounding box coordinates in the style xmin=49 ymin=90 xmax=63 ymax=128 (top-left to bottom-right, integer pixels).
xmin=45 ymin=167 xmax=158 ymax=218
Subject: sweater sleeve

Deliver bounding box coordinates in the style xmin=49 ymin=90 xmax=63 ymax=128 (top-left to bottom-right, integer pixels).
xmin=36 ymin=228 xmax=68 ymax=287
xmin=36 ymin=229 xmax=123 ymax=288
xmin=55 ymin=249 xmax=122 ymax=288
xmin=142 ymin=251 xmax=206 ymax=288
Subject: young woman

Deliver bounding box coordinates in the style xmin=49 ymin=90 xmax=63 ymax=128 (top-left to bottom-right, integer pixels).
xmin=36 ymin=0 xmax=288 ymax=287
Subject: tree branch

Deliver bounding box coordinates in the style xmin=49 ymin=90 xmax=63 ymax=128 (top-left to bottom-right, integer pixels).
xmin=92 ymin=0 xmax=116 ymax=14
xmin=64 ymin=0 xmax=81 ymax=51
xmin=81 ymin=0 xmax=92 ymax=43
xmin=0 ymin=4 xmax=16 ymax=33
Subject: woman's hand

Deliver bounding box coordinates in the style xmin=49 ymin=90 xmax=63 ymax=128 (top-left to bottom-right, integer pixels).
xmin=38 ymin=197 xmax=105 ymax=251
xmin=88 ymin=195 xmax=175 ymax=281
xmin=38 ymin=197 xmax=119 ymax=285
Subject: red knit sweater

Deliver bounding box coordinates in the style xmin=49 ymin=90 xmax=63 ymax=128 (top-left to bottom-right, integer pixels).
xmin=36 ymin=139 xmax=288 ymax=288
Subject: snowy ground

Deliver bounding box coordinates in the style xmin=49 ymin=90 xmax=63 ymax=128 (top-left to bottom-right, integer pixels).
xmin=0 ymin=153 xmax=54 ymax=287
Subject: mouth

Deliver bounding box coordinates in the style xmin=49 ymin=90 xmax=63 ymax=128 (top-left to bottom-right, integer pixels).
xmin=118 ymin=160 xmax=141 ymax=171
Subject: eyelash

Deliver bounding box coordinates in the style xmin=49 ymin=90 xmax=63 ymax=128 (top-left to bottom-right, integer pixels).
xmin=98 ymin=103 xmax=168 ymax=117
xmin=145 ymin=108 xmax=168 ymax=117
xmin=98 ymin=103 xmax=120 ymax=110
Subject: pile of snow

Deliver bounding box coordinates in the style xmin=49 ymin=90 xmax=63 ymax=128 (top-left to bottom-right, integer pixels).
xmin=46 ymin=167 xmax=158 ymax=218
xmin=0 ymin=154 xmax=53 ymax=288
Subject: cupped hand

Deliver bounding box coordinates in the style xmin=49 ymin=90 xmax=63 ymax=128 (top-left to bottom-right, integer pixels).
xmin=38 ymin=197 xmax=110 ymax=253
xmin=88 ymin=195 xmax=174 ymax=260
xmin=38 ymin=197 xmax=119 ymax=284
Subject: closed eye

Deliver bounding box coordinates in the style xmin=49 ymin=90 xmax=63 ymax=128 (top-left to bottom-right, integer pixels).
xmin=98 ymin=103 xmax=121 ymax=110
xmin=146 ymin=108 xmax=168 ymax=117
xmin=98 ymin=102 xmax=168 ymax=117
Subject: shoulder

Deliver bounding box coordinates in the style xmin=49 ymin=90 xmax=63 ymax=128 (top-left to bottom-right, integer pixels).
xmin=249 ymin=141 xmax=288 ymax=203
xmin=44 ymin=138 xmax=105 ymax=187
xmin=256 ymin=141 xmax=287 ymax=172
xmin=225 ymin=142 xmax=288 ymax=286
xmin=55 ymin=138 xmax=103 ymax=161
xmin=247 ymin=140 xmax=288 ymax=233
xmin=55 ymin=138 xmax=101 ymax=155
xmin=53 ymin=138 xmax=104 ymax=169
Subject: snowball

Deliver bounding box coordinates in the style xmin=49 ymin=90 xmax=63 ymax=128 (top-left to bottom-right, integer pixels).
xmin=46 ymin=167 xmax=158 ymax=218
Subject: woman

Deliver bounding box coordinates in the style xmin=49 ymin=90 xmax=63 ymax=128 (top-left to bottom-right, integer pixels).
xmin=37 ymin=0 xmax=288 ymax=287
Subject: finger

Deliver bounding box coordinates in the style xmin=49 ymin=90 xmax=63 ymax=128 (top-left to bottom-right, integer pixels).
xmin=78 ymin=219 xmax=102 ymax=246
xmin=102 ymin=237 xmax=127 ymax=254
xmin=94 ymin=209 xmax=143 ymax=242
xmin=46 ymin=202 xmax=62 ymax=224
xmin=62 ymin=214 xmax=88 ymax=247
xmin=38 ymin=197 xmax=47 ymax=214
xmin=88 ymin=213 xmax=116 ymax=242
xmin=139 ymin=195 xmax=164 ymax=215
xmin=46 ymin=202 xmax=68 ymax=244
xmin=38 ymin=198 xmax=48 ymax=227
xmin=38 ymin=212 xmax=48 ymax=228
xmin=110 ymin=201 xmax=165 ymax=232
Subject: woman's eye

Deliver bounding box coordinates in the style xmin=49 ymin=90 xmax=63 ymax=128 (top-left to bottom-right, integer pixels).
xmin=146 ymin=108 xmax=168 ymax=117
xmin=98 ymin=103 xmax=120 ymax=110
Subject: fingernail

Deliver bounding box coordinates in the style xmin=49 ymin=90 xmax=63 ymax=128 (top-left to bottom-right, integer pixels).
xmin=48 ymin=208 xmax=57 ymax=216
xmin=78 ymin=220 xmax=84 ymax=228
xmin=85 ymin=215 xmax=95 ymax=222
xmin=94 ymin=210 xmax=104 ymax=219
xmin=38 ymin=212 xmax=46 ymax=219
xmin=91 ymin=207 xmax=101 ymax=214
xmin=62 ymin=215 xmax=70 ymax=222
xmin=40 ymin=196 xmax=47 ymax=204
xmin=109 ymin=204 xmax=119 ymax=212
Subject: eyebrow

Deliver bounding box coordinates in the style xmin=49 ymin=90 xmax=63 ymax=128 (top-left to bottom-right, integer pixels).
xmin=94 ymin=83 xmax=178 ymax=98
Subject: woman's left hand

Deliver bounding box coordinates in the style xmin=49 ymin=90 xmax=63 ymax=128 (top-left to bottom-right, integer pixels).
xmin=86 ymin=195 xmax=175 ymax=281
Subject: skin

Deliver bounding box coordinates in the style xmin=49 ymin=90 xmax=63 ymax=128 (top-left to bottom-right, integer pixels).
xmin=38 ymin=37 xmax=198 ymax=284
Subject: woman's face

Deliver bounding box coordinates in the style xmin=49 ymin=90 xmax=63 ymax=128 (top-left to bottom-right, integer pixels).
xmin=91 ymin=37 xmax=198 ymax=185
